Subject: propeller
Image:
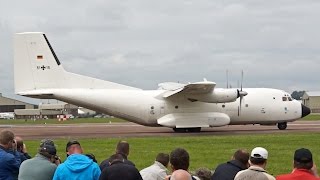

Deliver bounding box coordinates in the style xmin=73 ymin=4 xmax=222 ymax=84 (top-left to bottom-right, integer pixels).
xmin=237 ymin=70 xmax=248 ymax=116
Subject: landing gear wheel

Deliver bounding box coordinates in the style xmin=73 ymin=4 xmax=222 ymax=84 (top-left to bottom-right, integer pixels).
xmin=277 ymin=122 xmax=287 ymax=130
xmin=173 ymin=127 xmax=201 ymax=133
xmin=173 ymin=128 xmax=187 ymax=133
xmin=187 ymin=127 xmax=201 ymax=132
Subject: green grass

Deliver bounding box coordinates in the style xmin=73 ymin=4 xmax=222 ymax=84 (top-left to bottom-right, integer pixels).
xmin=302 ymin=114 xmax=320 ymax=121
xmin=0 ymin=117 xmax=126 ymax=125
xmin=23 ymin=133 xmax=320 ymax=176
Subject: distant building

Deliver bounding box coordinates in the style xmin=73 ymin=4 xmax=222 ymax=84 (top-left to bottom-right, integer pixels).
xmin=302 ymin=91 xmax=320 ymax=113
xmin=15 ymin=103 xmax=79 ymax=119
xmin=0 ymin=93 xmax=37 ymax=113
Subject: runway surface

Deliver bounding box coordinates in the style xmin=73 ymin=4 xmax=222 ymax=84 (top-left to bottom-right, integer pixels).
xmin=1 ymin=121 xmax=320 ymax=140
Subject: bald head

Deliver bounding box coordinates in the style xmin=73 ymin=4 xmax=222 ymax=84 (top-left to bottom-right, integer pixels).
xmin=171 ymin=170 xmax=192 ymax=180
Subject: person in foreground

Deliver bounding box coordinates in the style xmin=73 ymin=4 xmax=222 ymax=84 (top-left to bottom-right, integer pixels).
xmin=211 ymin=149 xmax=249 ymax=180
xmin=140 ymin=153 xmax=169 ymax=180
xmin=53 ymin=140 xmax=101 ymax=180
xmin=100 ymin=140 xmax=135 ymax=170
xmin=234 ymin=147 xmax=275 ymax=180
xmin=276 ymin=148 xmax=319 ymax=180
xmin=0 ymin=129 xmax=22 ymax=180
xmin=99 ymin=153 xmax=142 ymax=180
xmin=170 ymin=169 xmax=193 ymax=180
xmin=18 ymin=139 xmax=60 ymax=180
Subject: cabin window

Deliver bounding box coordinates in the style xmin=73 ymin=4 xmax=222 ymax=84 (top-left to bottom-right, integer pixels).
xmin=151 ymin=106 xmax=154 ymax=109
xmin=273 ymin=97 xmax=276 ymax=99
xmin=245 ymin=104 xmax=248 ymax=107
xmin=222 ymin=104 xmax=225 ymax=108
xmin=175 ymin=105 xmax=179 ymax=109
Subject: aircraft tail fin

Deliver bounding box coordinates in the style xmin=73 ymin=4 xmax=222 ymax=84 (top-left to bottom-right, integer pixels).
xmin=14 ymin=32 xmax=65 ymax=93
xmin=14 ymin=32 xmax=139 ymax=94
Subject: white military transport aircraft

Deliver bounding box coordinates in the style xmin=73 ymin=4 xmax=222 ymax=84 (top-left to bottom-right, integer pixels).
xmin=14 ymin=32 xmax=310 ymax=132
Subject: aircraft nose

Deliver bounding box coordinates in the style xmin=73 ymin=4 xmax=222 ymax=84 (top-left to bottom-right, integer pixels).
xmin=301 ymin=104 xmax=311 ymax=118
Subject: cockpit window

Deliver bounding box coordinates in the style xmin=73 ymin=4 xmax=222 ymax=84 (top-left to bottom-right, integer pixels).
xmin=288 ymin=97 xmax=292 ymax=101
xmin=282 ymin=97 xmax=287 ymax=101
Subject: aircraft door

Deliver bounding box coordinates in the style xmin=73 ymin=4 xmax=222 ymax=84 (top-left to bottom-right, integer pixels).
xmin=147 ymin=103 xmax=166 ymax=119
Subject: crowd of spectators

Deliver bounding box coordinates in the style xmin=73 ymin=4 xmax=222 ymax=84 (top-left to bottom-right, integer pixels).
xmin=0 ymin=129 xmax=319 ymax=180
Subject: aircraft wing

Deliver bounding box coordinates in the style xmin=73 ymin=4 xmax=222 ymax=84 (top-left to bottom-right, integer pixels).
xmin=162 ymin=81 xmax=216 ymax=98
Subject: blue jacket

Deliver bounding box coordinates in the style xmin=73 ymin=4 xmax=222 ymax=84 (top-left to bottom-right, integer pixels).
xmin=53 ymin=154 xmax=101 ymax=180
xmin=0 ymin=146 xmax=22 ymax=180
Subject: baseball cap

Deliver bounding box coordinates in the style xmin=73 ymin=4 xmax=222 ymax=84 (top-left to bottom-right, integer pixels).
xmin=294 ymin=148 xmax=313 ymax=163
xmin=40 ymin=139 xmax=55 ymax=148
xmin=39 ymin=139 xmax=57 ymax=156
xmin=66 ymin=140 xmax=81 ymax=152
xmin=251 ymin=147 xmax=268 ymax=159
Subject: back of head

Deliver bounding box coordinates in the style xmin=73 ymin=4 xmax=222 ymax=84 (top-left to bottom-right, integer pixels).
xmin=249 ymin=147 xmax=268 ymax=165
xmin=293 ymin=148 xmax=313 ymax=170
xmin=171 ymin=169 xmax=192 ymax=180
xmin=15 ymin=136 xmax=24 ymax=150
xmin=116 ymin=141 xmax=129 ymax=156
xmin=38 ymin=139 xmax=57 ymax=159
xmin=194 ymin=167 xmax=212 ymax=180
xmin=66 ymin=140 xmax=82 ymax=155
xmin=170 ymin=148 xmax=190 ymax=171
xmin=233 ymin=149 xmax=249 ymax=166
xmin=156 ymin=153 xmax=169 ymax=167
xmin=0 ymin=130 xmax=14 ymax=145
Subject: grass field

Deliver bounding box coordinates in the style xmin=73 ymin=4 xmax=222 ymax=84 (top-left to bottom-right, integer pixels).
xmin=0 ymin=114 xmax=319 ymax=125
xmin=23 ymin=133 xmax=320 ymax=176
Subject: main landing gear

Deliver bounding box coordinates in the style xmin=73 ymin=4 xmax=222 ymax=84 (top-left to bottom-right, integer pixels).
xmin=277 ymin=122 xmax=287 ymax=130
xmin=173 ymin=127 xmax=201 ymax=133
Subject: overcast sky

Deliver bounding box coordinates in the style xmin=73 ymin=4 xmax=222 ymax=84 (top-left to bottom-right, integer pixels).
xmin=1 ymin=0 xmax=320 ymax=103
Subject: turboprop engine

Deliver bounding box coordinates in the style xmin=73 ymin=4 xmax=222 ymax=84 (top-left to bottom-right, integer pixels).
xmin=186 ymin=88 xmax=240 ymax=103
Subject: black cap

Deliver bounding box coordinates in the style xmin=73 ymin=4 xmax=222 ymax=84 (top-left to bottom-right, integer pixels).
xmin=40 ymin=139 xmax=55 ymax=148
xmin=39 ymin=139 xmax=56 ymax=156
xmin=294 ymin=148 xmax=313 ymax=163
xmin=66 ymin=140 xmax=81 ymax=152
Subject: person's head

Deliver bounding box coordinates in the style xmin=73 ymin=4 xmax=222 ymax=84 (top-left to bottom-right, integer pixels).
xmin=233 ymin=149 xmax=250 ymax=167
xmin=170 ymin=148 xmax=190 ymax=171
xmin=156 ymin=153 xmax=169 ymax=167
xmin=0 ymin=130 xmax=15 ymax=149
xmin=249 ymin=147 xmax=268 ymax=168
xmin=108 ymin=153 xmax=124 ymax=166
xmin=38 ymin=139 xmax=57 ymax=162
xmin=15 ymin=136 xmax=24 ymax=152
xmin=194 ymin=167 xmax=212 ymax=180
xmin=293 ymin=148 xmax=313 ymax=170
xmin=171 ymin=169 xmax=192 ymax=180
xmin=66 ymin=140 xmax=82 ymax=155
xmin=116 ymin=141 xmax=130 ymax=156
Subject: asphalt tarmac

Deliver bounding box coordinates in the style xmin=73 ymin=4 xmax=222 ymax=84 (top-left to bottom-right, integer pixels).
xmin=1 ymin=121 xmax=319 ymax=140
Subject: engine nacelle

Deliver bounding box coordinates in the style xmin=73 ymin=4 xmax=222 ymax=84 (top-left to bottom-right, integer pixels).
xmin=186 ymin=88 xmax=238 ymax=103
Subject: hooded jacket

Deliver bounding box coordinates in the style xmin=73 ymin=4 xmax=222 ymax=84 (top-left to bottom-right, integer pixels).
xmin=53 ymin=154 xmax=101 ymax=180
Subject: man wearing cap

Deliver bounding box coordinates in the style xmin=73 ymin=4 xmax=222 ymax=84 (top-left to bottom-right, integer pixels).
xmin=234 ymin=147 xmax=275 ymax=180
xmin=18 ymin=139 xmax=60 ymax=180
xmin=276 ymin=148 xmax=319 ymax=180
xmin=53 ymin=140 xmax=101 ymax=180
